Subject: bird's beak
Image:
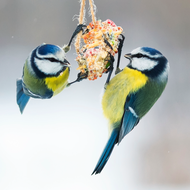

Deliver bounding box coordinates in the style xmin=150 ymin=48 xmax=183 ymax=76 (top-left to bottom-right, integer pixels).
xmin=124 ymin=53 xmax=132 ymax=65
xmin=63 ymin=59 xmax=71 ymax=67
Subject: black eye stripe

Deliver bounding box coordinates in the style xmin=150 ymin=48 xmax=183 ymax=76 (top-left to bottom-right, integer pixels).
xmin=35 ymin=55 xmax=59 ymax=63
xmin=44 ymin=57 xmax=66 ymax=65
xmin=45 ymin=57 xmax=58 ymax=62
xmin=132 ymin=53 xmax=148 ymax=58
xmin=127 ymin=54 xmax=168 ymax=78
xmin=135 ymin=53 xmax=143 ymax=58
xmin=131 ymin=54 xmax=163 ymax=62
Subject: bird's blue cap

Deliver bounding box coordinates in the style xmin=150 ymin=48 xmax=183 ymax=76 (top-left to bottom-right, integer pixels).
xmin=142 ymin=47 xmax=162 ymax=56
xmin=38 ymin=44 xmax=62 ymax=55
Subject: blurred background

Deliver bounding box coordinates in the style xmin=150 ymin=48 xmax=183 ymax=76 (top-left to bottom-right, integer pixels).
xmin=0 ymin=0 xmax=190 ymax=190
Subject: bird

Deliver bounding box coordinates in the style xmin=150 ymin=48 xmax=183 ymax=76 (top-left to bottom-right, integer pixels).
xmin=16 ymin=43 xmax=70 ymax=114
xmin=92 ymin=47 xmax=169 ymax=175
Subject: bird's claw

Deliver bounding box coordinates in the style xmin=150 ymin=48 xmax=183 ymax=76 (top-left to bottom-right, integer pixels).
xmin=67 ymin=24 xmax=87 ymax=47
xmin=76 ymin=72 xmax=88 ymax=82
xmin=115 ymin=68 xmax=122 ymax=75
xmin=67 ymin=72 xmax=88 ymax=86
xmin=76 ymin=24 xmax=87 ymax=34
xmin=118 ymin=34 xmax=125 ymax=42
xmin=108 ymin=53 xmax=115 ymax=63
xmin=104 ymin=83 xmax=108 ymax=90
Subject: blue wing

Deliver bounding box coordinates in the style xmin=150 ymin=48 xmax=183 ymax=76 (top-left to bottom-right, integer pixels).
xmin=92 ymin=94 xmax=140 ymax=175
xmin=118 ymin=94 xmax=139 ymax=144
xmin=92 ymin=128 xmax=119 ymax=175
xmin=16 ymin=79 xmax=30 ymax=114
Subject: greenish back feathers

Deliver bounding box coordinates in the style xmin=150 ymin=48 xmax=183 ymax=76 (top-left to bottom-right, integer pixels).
xmin=23 ymin=62 xmax=53 ymax=98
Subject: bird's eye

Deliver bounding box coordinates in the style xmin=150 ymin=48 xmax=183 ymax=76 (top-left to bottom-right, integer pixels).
xmin=135 ymin=53 xmax=143 ymax=58
xmin=46 ymin=58 xmax=58 ymax=62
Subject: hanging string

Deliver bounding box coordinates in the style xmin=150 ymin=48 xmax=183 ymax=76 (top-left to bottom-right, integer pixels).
xmin=75 ymin=0 xmax=86 ymax=54
xmin=89 ymin=0 xmax=96 ymax=25
xmin=75 ymin=0 xmax=97 ymax=54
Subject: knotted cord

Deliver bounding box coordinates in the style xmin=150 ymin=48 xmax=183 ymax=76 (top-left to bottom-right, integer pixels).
xmin=75 ymin=0 xmax=96 ymax=54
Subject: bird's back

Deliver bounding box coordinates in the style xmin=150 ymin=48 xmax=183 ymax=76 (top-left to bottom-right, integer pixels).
xmin=133 ymin=76 xmax=167 ymax=118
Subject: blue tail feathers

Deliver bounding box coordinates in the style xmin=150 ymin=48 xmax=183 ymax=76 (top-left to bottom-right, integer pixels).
xmin=16 ymin=79 xmax=30 ymax=114
xmin=92 ymin=128 xmax=119 ymax=175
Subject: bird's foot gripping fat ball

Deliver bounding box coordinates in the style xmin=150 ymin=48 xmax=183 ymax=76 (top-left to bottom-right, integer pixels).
xmin=75 ymin=19 xmax=123 ymax=81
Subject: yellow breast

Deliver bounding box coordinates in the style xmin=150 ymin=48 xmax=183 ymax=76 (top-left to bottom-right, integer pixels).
xmin=102 ymin=67 xmax=148 ymax=126
xmin=45 ymin=67 xmax=69 ymax=96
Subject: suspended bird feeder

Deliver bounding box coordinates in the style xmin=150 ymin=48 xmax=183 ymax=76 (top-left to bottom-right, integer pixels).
xmin=76 ymin=19 xmax=123 ymax=80
xmin=72 ymin=0 xmax=124 ymax=83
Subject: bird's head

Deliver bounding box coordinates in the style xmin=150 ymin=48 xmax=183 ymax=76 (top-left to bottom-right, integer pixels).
xmin=30 ymin=44 xmax=70 ymax=78
xmin=125 ymin=47 xmax=169 ymax=80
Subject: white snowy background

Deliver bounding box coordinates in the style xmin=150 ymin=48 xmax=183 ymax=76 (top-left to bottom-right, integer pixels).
xmin=0 ymin=0 xmax=190 ymax=190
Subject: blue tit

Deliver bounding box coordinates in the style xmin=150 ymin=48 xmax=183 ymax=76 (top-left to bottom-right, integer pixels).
xmin=92 ymin=47 xmax=169 ymax=175
xmin=16 ymin=44 xmax=70 ymax=114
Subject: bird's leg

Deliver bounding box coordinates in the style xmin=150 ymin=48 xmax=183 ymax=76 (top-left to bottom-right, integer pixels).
xmin=104 ymin=38 xmax=113 ymax=50
xmin=104 ymin=53 xmax=115 ymax=89
xmin=67 ymin=71 xmax=88 ymax=87
xmin=63 ymin=24 xmax=86 ymax=52
xmin=68 ymin=24 xmax=86 ymax=47
xmin=115 ymin=34 xmax=125 ymax=75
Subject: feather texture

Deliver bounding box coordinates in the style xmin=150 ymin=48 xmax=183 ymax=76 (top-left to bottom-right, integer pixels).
xmin=92 ymin=128 xmax=119 ymax=175
xmin=118 ymin=94 xmax=139 ymax=143
xmin=16 ymin=79 xmax=30 ymax=114
xmin=92 ymin=47 xmax=169 ymax=174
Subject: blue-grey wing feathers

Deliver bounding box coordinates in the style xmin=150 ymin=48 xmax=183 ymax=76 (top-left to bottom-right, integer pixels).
xmin=118 ymin=94 xmax=139 ymax=143
xmin=92 ymin=128 xmax=119 ymax=175
xmin=16 ymin=79 xmax=30 ymax=114
xmin=118 ymin=107 xmax=139 ymax=144
xmin=92 ymin=93 xmax=140 ymax=174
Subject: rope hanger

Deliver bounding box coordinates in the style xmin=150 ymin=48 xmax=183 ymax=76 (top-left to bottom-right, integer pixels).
xmin=71 ymin=0 xmax=123 ymax=82
xmin=75 ymin=0 xmax=96 ymax=54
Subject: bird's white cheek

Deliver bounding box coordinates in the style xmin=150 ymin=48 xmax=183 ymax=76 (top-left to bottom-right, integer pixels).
xmin=35 ymin=58 xmax=63 ymax=75
xmin=132 ymin=58 xmax=157 ymax=71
